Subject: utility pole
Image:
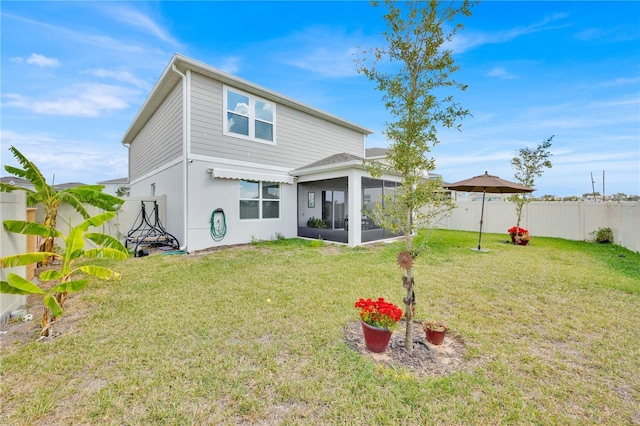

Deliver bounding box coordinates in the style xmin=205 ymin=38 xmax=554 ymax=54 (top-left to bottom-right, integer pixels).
xmin=602 ymin=170 xmax=605 ymax=201
xmin=591 ymin=172 xmax=597 ymax=202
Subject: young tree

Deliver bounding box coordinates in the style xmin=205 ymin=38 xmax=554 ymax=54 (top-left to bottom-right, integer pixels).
xmin=0 ymin=146 xmax=124 ymax=263
xmin=356 ymin=0 xmax=475 ymax=350
xmin=1 ymin=212 xmax=128 ymax=337
xmin=510 ymin=136 xmax=554 ymax=234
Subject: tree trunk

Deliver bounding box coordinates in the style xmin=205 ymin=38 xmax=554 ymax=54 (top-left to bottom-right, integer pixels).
xmin=514 ymin=197 xmax=524 ymax=243
xmin=403 ymin=206 xmax=415 ymax=351
xmin=403 ymin=268 xmax=414 ymax=351
xmin=40 ymin=307 xmax=52 ymax=337
xmin=39 ymin=211 xmax=58 ymax=265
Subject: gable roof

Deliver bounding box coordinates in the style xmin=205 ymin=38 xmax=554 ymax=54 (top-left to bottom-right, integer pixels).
xmin=292 ymin=153 xmax=366 ymax=177
xmin=0 ymin=176 xmax=31 ymax=186
xmin=294 ymin=152 xmax=365 ymax=172
xmin=97 ymin=177 xmax=128 ymax=185
xmin=122 ymin=54 xmax=372 ymax=145
xmin=0 ymin=176 xmax=87 ymax=190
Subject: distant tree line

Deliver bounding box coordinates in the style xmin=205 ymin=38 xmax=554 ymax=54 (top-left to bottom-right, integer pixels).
xmin=536 ymin=193 xmax=639 ymax=202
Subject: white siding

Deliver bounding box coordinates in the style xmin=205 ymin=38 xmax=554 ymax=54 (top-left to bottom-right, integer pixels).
xmin=189 ymin=73 xmax=364 ymax=169
xmin=185 ymin=160 xmax=297 ymax=252
xmin=129 ymin=162 xmax=185 ymax=246
xmin=129 ymin=82 xmax=184 ymax=181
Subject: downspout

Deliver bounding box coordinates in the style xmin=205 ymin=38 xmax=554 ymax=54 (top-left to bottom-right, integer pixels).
xmin=171 ymin=64 xmax=190 ymax=252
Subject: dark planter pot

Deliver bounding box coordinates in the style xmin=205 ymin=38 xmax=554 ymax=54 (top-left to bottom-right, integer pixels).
xmin=360 ymin=320 xmax=392 ymax=353
xmin=510 ymin=235 xmax=530 ymax=245
xmin=425 ymin=328 xmax=446 ymax=345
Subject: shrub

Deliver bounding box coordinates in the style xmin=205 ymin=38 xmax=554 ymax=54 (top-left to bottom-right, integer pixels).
xmin=307 ymin=217 xmax=326 ymax=228
xmin=593 ymin=227 xmax=614 ymax=244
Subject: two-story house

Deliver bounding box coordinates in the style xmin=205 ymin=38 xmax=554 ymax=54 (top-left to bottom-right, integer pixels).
xmin=122 ymin=54 xmax=401 ymax=252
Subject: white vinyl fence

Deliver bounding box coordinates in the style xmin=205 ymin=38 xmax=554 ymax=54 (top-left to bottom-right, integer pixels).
xmin=438 ymin=200 xmax=640 ymax=253
xmin=48 ymin=196 xmax=168 ymax=250
xmin=0 ymin=192 xmax=27 ymax=324
xmin=0 ymin=194 xmax=168 ymax=324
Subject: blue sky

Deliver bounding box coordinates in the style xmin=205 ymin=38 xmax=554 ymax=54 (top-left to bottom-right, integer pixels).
xmin=1 ymin=1 xmax=638 ymax=197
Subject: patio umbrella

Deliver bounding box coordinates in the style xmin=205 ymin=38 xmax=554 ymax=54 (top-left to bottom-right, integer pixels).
xmin=444 ymin=171 xmax=534 ymax=252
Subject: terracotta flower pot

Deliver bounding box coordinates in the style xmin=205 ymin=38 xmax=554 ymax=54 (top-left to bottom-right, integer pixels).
xmin=510 ymin=234 xmax=530 ymax=245
xmin=425 ymin=328 xmax=446 ymax=345
xmin=360 ymin=320 xmax=392 ymax=353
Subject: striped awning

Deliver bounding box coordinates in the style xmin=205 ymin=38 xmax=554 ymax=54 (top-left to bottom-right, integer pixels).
xmin=210 ymin=168 xmax=294 ymax=184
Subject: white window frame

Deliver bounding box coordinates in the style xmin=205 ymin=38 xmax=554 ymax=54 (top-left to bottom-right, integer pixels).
xmin=239 ymin=180 xmax=280 ymax=220
xmin=223 ymin=86 xmax=276 ymax=145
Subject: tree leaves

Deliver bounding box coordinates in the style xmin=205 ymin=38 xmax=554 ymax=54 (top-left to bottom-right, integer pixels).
xmin=3 ymin=220 xmax=61 ymax=238
xmin=0 ymin=252 xmax=58 ymax=268
xmin=2 ymin=273 xmax=45 ymax=295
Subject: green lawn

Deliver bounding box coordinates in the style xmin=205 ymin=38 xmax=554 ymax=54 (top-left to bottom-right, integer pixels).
xmin=1 ymin=230 xmax=639 ymax=425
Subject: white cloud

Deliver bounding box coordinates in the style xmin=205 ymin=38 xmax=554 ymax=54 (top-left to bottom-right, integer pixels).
xmin=485 ymin=67 xmax=516 ymax=80
xmin=275 ymin=26 xmax=364 ymax=78
xmin=9 ymin=53 xmax=60 ymax=67
xmin=3 ymin=83 xmax=134 ymax=117
xmin=593 ymin=77 xmax=640 ymax=88
xmin=26 ymin=53 xmax=60 ymax=67
xmin=99 ymin=3 xmax=180 ymax=46
xmin=448 ymin=13 xmax=570 ymax=54
xmin=575 ymin=25 xmax=640 ymax=42
xmin=1 ymin=130 xmax=128 ymax=183
xmin=82 ymin=68 xmax=149 ymax=89
xmin=4 ymin=12 xmax=155 ymax=55
xmin=217 ymin=56 xmax=242 ymax=75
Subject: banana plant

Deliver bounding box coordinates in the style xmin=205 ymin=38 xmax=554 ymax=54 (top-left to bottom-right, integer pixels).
xmin=0 ymin=211 xmax=128 ymax=337
xmin=1 ymin=146 xmax=124 ymax=264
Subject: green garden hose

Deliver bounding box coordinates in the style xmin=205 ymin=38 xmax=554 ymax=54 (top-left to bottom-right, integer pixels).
xmin=210 ymin=208 xmax=227 ymax=241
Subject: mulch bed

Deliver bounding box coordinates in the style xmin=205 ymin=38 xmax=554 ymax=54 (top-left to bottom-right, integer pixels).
xmin=343 ymin=320 xmax=472 ymax=377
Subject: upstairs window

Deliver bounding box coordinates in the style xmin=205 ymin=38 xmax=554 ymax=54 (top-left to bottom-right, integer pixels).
xmin=224 ymin=87 xmax=275 ymax=143
xmin=239 ymin=180 xmax=280 ymax=220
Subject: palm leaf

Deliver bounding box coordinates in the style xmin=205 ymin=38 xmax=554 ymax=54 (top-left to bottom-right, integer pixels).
xmin=0 ymin=280 xmax=33 ymax=295
xmin=3 ymin=273 xmax=45 ymax=295
xmin=51 ymin=279 xmax=90 ymax=293
xmin=85 ymin=233 xmax=128 ymax=252
xmin=84 ymin=247 xmax=129 ymax=261
xmin=79 ymin=265 xmax=121 ymax=280
xmin=73 ymin=184 xmax=106 ymax=191
xmin=58 ymin=191 xmax=91 ymax=219
xmin=68 ymin=187 xmax=124 ymax=210
xmin=39 ymin=269 xmax=63 ymax=281
xmin=77 ymin=211 xmax=117 ymax=231
xmin=0 ymin=252 xmax=58 ymax=268
xmin=3 ymin=220 xmax=62 ymax=238
xmin=43 ymin=294 xmax=63 ymax=317
xmin=62 ymin=227 xmax=85 ymax=265
xmin=7 ymin=146 xmax=51 ymax=194
xmin=0 ymin=182 xmax=35 ymax=197
xmin=3 ymin=220 xmax=60 ymax=238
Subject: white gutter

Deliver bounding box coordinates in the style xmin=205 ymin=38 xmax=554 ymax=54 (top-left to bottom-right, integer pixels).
xmin=171 ymin=64 xmax=190 ymax=252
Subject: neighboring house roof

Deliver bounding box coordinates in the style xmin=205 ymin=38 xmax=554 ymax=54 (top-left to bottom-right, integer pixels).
xmin=0 ymin=176 xmax=32 ymax=186
xmin=1 ymin=176 xmax=86 ymax=190
xmin=97 ymin=177 xmax=128 ymax=185
xmin=365 ymin=148 xmax=388 ymax=158
xmin=122 ymin=53 xmax=373 ymax=145
xmin=53 ymin=182 xmax=87 ymax=190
